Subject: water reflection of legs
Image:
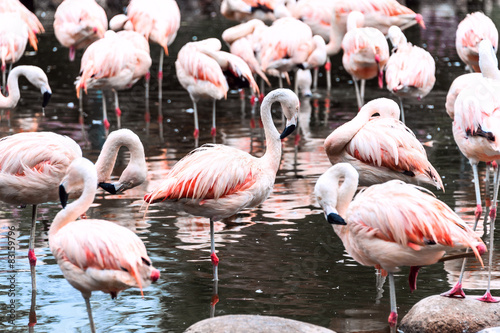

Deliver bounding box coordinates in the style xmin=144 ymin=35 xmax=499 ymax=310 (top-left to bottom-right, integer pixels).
xmin=158 ymin=97 xmax=164 ymax=143
xmin=210 ymin=279 xmax=219 ymax=318
xmin=29 ymin=288 xmax=37 ymax=330
xmin=28 ymin=205 xmax=38 ymax=328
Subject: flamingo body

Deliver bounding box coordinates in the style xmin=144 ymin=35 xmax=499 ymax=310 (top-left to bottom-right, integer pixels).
xmin=456 ymin=12 xmax=498 ymax=73
xmin=0 ymin=12 xmax=29 ymax=71
xmin=324 ymin=98 xmax=443 ymax=189
xmin=0 ymin=0 xmax=44 ymax=51
xmin=315 ymin=163 xmax=485 ymax=326
xmin=53 ymin=0 xmax=107 ymax=61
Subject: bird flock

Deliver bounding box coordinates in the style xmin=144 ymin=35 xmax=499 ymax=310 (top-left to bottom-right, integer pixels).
xmin=0 ymin=0 xmax=499 ymax=331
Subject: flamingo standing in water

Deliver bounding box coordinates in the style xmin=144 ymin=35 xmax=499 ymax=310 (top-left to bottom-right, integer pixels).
xmin=144 ymin=88 xmax=299 ymax=282
xmin=50 ymin=157 xmax=159 ymax=333
xmin=53 ymin=0 xmax=107 ymax=61
xmin=175 ymin=38 xmax=259 ymax=139
xmin=111 ymin=0 xmax=181 ymax=103
xmin=220 ymin=0 xmax=291 ymax=23
xmin=385 ymin=26 xmax=436 ymax=123
xmin=0 ymin=12 xmax=29 ymax=91
xmin=314 ymin=163 xmax=486 ymax=327
xmin=455 ymin=12 xmax=498 ymax=73
xmin=76 ymin=30 xmax=151 ymax=132
xmin=0 ymin=128 xmax=147 ymax=299
xmin=324 ymin=98 xmax=443 ymax=189
xmin=291 ymin=0 xmax=425 ymax=90
xmin=341 ymin=11 xmax=389 ymax=109
xmin=441 ymin=47 xmax=500 ymax=302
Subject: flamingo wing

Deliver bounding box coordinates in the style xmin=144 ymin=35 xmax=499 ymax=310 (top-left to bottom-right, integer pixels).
xmin=347 ymin=180 xmax=483 ymax=259
xmin=145 ymin=144 xmax=257 ymax=203
xmin=346 ymin=117 xmax=442 ymax=188
xmin=51 ymin=220 xmax=151 ymax=293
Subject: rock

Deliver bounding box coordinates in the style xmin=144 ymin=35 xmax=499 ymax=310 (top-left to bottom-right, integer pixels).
xmin=184 ymin=314 xmax=336 ymax=333
xmin=478 ymin=328 xmax=500 ymax=333
xmin=400 ymin=295 xmax=500 ymax=333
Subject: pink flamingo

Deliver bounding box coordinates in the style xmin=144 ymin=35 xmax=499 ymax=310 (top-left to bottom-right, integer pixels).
xmin=76 ymin=30 xmax=152 ymax=132
xmin=0 ymin=65 xmax=51 ymax=110
xmin=341 ymin=11 xmax=389 ymax=108
xmin=456 ymin=12 xmax=498 ymax=73
xmin=53 ymin=0 xmax=107 ymax=61
xmin=291 ymin=0 xmax=425 ymax=90
xmin=0 ymin=12 xmax=29 ymax=90
xmin=144 ymin=88 xmax=299 ymax=282
xmin=385 ymin=25 xmax=436 ymax=123
xmin=221 ymin=0 xmax=290 ymax=23
xmin=324 ymin=98 xmax=443 ymax=189
xmin=0 ymin=0 xmax=44 ymax=50
xmin=50 ymin=157 xmax=159 ymax=333
xmin=441 ymin=44 xmax=500 ymax=302
xmin=0 ymin=129 xmax=147 ymax=297
xmin=175 ymin=38 xmax=259 ymax=139
xmin=314 ymin=163 xmax=486 ymax=327
xmin=112 ymin=0 xmax=181 ymax=103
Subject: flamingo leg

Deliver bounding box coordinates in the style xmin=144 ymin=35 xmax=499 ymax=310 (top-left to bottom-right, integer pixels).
xmin=398 ymin=97 xmax=406 ymax=124
xmin=28 ymin=205 xmax=37 ymax=294
xmin=192 ymin=98 xmax=199 ymax=139
xmin=483 ymin=162 xmax=492 ymax=232
xmin=102 ymin=91 xmax=110 ymax=137
xmin=2 ymin=66 xmax=6 ymax=94
xmin=112 ymin=89 xmax=121 ymax=129
xmin=158 ymin=50 xmax=164 ymax=102
xmin=353 ymin=78 xmax=362 ymax=109
xmin=211 ymin=99 xmax=217 ymax=137
xmin=279 ymin=75 xmax=283 ymax=89
xmin=388 ymin=273 xmax=398 ymax=327
xmin=294 ymin=70 xmax=299 ymax=96
xmin=84 ymin=296 xmax=96 ymax=333
xmin=210 ymin=218 xmax=219 ymax=281
xmin=29 ymin=286 xmax=37 ymax=328
xmin=442 ymin=162 xmax=482 ymax=298
xmin=313 ymin=67 xmax=319 ymax=91
xmin=360 ymin=79 xmax=366 ymax=106
xmin=478 ymin=165 xmax=500 ymax=303
xmin=325 ymin=58 xmax=332 ymax=91
xmin=145 ymin=72 xmax=151 ymax=133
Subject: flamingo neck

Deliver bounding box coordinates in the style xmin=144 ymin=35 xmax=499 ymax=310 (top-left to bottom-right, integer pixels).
xmin=260 ymin=95 xmax=283 ymax=172
xmin=326 ymin=21 xmax=344 ymax=56
xmin=0 ymin=67 xmax=22 ymax=109
xmin=49 ymin=172 xmax=97 ymax=240
xmin=480 ymin=53 xmax=500 ymax=80
xmin=95 ymin=130 xmax=146 ymax=184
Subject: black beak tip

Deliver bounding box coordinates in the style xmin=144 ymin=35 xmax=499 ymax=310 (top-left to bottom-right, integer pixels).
xmin=327 ymin=212 xmax=346 ymax=225
xmin=42 ymin=92 xmax=52 ymax=107
xmin=280 ymin=124 xmax=296 ymax=139
xmin=59 ymin=184 xmax=68 ymax=208
xmin=99 ymin=182 xmax=117 ymax=194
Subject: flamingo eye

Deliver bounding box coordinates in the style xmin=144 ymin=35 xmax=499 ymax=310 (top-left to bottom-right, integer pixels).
xmin=120 ymin=266 xmax=129 ymax=272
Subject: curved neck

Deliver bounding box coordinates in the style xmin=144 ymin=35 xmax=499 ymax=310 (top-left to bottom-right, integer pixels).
xmin=0 ymin=67 xmax=22 ymax=108
xmin=49 ymin=172 xmax=96 ymax=239
xmin=260 ymin=95 xmax=283 ymax=172
xmin=94 ymin=130 xmax=146 ymax=183
xmin=480 ymin=51 xmax=500 ymax=80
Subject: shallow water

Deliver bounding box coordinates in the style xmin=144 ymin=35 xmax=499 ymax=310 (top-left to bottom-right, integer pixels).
xmin=1 ymin=1 xmax=500 ymax=332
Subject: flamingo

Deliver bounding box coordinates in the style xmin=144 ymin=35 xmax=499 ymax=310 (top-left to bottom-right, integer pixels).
xmin=114 ymin=0 xmax=181 ymax=103
xmin=53 ymin=0 xmax=107 ymax=61
xmin=0 ymin=12 xmax=29 ymax=90
xmin=175 ymin=38 xmax=259 ymax=139
xmin=75 ymin=30 xmax=152 ymax=132
xmin=324 ymin=98 xmax=443 ymax=189
xmin=50 ymin=157 xmax=160 ymax=333
xmin=291 ymin=0 xmax=425 ymax=90
xmin=220 ymin=0 xmax=291 ymax=23
xmin=0 ymin=0 xmax=44 ymax=50
xmin=441 ymin=53 xmax=500 ymax=302
xmin=315 ymin=163 xmax=486 ymax=327
xmin=455 ymin=12 xmax=498 ymax=73
xmin=144 ymin=88 xmax=299 ymax=282
xmin=0 ymin=128 xmax=147 ymax=298
xmin=385 ymin=25 xmax=436 ymax=123
xmin=0 ymin=65 xmax=52 ymax=110
xmin=341 ymin=11 xmax=389 ymax=109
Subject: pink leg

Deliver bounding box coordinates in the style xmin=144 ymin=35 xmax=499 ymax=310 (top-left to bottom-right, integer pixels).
xmin=478 ymin=166 xmax=500 ymax=303
xmin=29 ymin=205 xmax=38 ymax=296
xmin=210 ymin=218 xmax=219 ymax=281
xmin=211 ymin=99 xmax=217 ymax=137
xmin=388 ymin=273 xmax=398 ymax=327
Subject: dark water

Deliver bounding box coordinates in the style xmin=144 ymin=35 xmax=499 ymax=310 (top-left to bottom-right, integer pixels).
xmin=1 ymin=1 xmax=500 ymax=332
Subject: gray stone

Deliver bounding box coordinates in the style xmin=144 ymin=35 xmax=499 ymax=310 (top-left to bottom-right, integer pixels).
xmin=184 ymin=315 xmax=336 ymax=333
xmin=400 ymin=295 xmax=500 ymax=333
xmin=478 ymin=328 xmax=500 ymax=333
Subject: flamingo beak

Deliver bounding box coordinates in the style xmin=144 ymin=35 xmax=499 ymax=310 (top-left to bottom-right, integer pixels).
xmin=151 ymin=269 xmax=160 ymax=282
xmin=99 ymin=182 xmax=122 ymax=194
xmin=59 ymin=184 xmax=69 ymax=208
xmin=42 ymin=91 xmax=52 ymax=107
xmin=280 ymin=115 xmax=298 ymax=139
